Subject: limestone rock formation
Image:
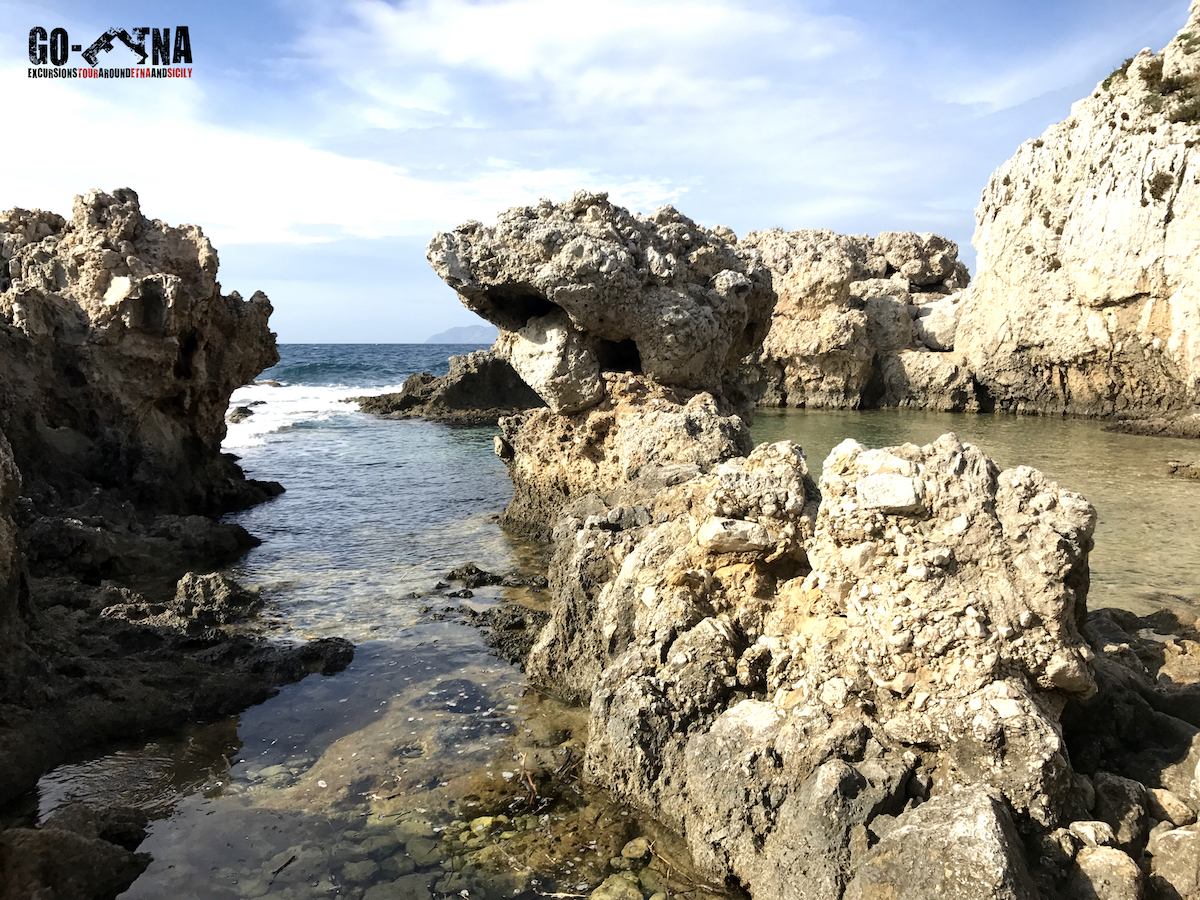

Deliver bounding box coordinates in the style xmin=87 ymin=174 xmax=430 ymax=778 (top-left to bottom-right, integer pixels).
xmin=426 ymin=191 xmax=774 ymax=411
xmin=957 ymin=3 xmax=1200 ymax=415
xmin=737 ymin=229 xmax=973 ymax=410
xmin=354 ymin=349 xmax=545 ymax=425
xmin=0 ymin=188 xmax=278 ymax=514
xmin=495 ymin=373 xmax=753 ymax=541
xmin=522 ymin=430 xmax=1117 ymax=897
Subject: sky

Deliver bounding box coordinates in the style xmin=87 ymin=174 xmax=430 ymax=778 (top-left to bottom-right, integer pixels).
xmin=1 ymin=0 xmax=1191 ymax=342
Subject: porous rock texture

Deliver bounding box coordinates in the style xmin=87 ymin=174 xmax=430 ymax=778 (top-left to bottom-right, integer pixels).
xmin=957 ymin=2 xmax=1200 ymax=416
xmin=516 ymin=412 xmax=1200 ymax=898
xmin=736 ymin=229 xmax=975 ymax=411
xmin=0 ymin=187 xmax=279 ymax=514
xmin=426 ymin=191 xmax=774 ymax=413
xmin=495 ymin=373 xmax=752 ymax=542
xmin=0 ymin=191 xmax=353 ymax=843
xmin=528 ymin=433 xmax=1111 ymax=898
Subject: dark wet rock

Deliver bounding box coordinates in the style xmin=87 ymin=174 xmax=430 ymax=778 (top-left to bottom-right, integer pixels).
xmin=41 ymin=802 xmax=150 ymax=852
xmin=475 ymin=604 xmax=551 ymax=670
xmin=446 ymin=562 xmax=505 ymax=589
xmin=0 ymin=825 xmax=150 ymax=900
xmin=1104 ymin=410 xmax=1200 ymax=439
xmin=0 ymin=568 xmax=354 ymax=806
xmin=226 ymin=405 xmax=254 ymax=423
xmin=1092 ymin=772 xmax=1150 ymax=855
xmin=353 ymin=350 xmax=545 ymax=426
xmin=99 ymin=571 xmax=263 ymax=636
xmin=20 ymin=510 xmax=261 ymax=581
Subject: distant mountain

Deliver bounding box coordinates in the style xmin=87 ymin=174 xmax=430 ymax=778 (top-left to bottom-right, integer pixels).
xmin=424 ymin=324 xmax=498 ymax=344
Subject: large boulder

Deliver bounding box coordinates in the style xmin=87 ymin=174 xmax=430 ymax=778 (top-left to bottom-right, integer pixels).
xmin=527 ymin=432 xmax=1100 ymax=897
xmin=426 ymin=191 xmax=774 ymax=410
xmin=844 ymin=789 xmax=1040 ymax=900
xmin=958 ymin=3 xmax=1200 ymax=415
xmin=0 ymin=188 xmax=278 ymax=514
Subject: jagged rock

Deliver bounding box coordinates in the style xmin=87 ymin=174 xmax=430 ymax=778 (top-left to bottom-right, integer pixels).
xmin=0 ymin=190 xmax=358 ymax=823
xmin=876 ymin=231 xmax=971 ymax=290
xmin=98 ymin=571 xmax=263 ymax=636
xmin=354 ymin=349 xmax=545 ymax=425
xmin=495 ymin=373 xmax=753 ymax=541
xmin=958 ymin=4 xmax=1200 ymax=415
xmin=526 ymin=429 xmax=1100 ymax=896
xmin=426 ymin=191 xmax=774 ymax=408
xmin=761 ymin=434 xmax=1097 ymax=825
xmin=737 ymin=228 xmax=973 ymax=410
xmin=843 ymin=789 xmax=1040 ymax=900
xmin=0 ymin=188 xmax=278 ymax=514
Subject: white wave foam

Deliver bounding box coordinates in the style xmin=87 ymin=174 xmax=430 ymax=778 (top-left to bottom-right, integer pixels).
xmin=222 ymin=380 xmax=407 ymax=450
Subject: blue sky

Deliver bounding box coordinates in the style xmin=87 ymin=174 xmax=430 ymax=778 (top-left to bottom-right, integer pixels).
xmin=1 ymin=0 xmax=1189 ymax=342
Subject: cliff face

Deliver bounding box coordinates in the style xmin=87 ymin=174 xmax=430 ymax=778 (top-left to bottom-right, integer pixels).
xmin=0 ymin=430 xmax=30 ymax=696
xmin=0 ymin=191 xmax=354 ymax=833
xmin=959 ymin=2 xmax=1200 ymax=415
xmin=0 ymin=188 xmax=278 ymax=514
xmin=738 ymin=229 xmax=975 ymax=412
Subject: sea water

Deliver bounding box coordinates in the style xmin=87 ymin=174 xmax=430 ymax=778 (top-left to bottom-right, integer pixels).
xmin=23 ymin=344 xmax=1200 ymax=899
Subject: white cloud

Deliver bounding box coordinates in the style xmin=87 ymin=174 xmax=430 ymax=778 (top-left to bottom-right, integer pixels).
xmin=0 ymin=59 xmax=682 ymax=246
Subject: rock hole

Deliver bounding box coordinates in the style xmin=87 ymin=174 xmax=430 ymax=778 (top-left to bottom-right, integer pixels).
xmin=596 ymin=339 xmax=642 ymax=374
xmin=478 ymin=284 xmax=556 ymax=331
xmin=173 ymin=331 xmax=198 ymax=380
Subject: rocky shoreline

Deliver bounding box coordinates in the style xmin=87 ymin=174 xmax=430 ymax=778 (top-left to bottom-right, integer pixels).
xmin=0 ymin=190 xmax=352 ymax=898
xmin=412 ymin=15 xmax=1200 ymax=881
xmin=3 ymin=5 xmax=1200 ymax=899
